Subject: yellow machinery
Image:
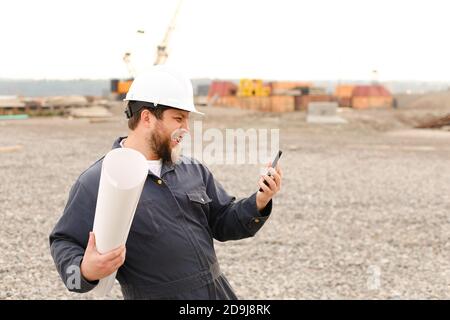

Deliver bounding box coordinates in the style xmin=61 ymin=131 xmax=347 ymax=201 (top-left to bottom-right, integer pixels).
xmin=237 ymin=79 xmax=271 ymax=97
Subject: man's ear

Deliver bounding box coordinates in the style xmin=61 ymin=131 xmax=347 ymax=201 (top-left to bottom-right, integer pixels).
xmin=140 ymin=109 xmax=154 ymax=128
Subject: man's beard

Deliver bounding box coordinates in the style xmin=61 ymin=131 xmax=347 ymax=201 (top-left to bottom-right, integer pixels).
xmin=148 ymin=125 xmax=182 ymax=165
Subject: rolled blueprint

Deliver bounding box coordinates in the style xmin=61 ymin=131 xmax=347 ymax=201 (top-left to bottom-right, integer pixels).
xmin=92 ymin=147 xmax=148 ymax=296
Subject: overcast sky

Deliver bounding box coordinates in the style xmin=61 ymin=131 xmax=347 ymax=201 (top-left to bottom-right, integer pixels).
xmin=1 ymin=0 xmax=449 ymax=81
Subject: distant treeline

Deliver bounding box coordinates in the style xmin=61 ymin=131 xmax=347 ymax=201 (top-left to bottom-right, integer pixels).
xmin=0 ymin=79 xmax=110 ymax=97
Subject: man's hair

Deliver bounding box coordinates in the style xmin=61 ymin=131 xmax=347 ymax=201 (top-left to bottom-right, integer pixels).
xmin=127 ymin=101 xmax=170 ymax=130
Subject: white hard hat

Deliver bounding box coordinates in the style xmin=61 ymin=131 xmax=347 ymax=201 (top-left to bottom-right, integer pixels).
xmin=124 ymin=65 xmax=204 ymax=116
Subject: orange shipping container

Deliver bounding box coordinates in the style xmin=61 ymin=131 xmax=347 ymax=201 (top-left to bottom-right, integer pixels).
xmin=351 ymin=85 xmax=393 ymax=109
xmin=270 ymin=96 xmax=295 ymax=112
xmin=220 ymin=96 xmax=296 ymax=113
xmin=335 ymin=85 xmax=355 ymax=98
xmin=352 ymin=96 xmax=393 ymax=109
xmin=269 ymin=81 xmax=312 ymax=90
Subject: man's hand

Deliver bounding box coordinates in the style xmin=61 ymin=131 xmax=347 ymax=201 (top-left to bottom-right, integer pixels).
xmin=80 ymin=232 xmax=126 ymax=282
xmin=256 ymin=163 xmax=283 ymax=212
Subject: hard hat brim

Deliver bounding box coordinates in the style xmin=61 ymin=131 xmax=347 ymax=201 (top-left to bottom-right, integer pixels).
xmin=123 ymin=98 xmax=204 ymax=116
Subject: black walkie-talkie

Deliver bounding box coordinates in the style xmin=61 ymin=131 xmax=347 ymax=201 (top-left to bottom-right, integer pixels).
xmin=259 ymin=150 xmax=283 ymax=192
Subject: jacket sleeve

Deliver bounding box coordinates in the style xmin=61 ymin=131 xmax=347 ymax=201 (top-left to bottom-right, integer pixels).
xmin=203 ymin=166 xmax=273 ymax=242
xmin=49 ymin=179 xmax=99 ymax=293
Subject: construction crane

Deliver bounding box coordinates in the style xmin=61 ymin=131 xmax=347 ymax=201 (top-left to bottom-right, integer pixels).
xmin=110 ymin=0 xmax=183 ymax=99
xmin=154 ymin=0 xmax=183 ymax=65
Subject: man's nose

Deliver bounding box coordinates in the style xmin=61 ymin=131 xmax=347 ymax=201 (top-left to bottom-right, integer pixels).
xmin=182 ymin=119 xmax=190 ymax=133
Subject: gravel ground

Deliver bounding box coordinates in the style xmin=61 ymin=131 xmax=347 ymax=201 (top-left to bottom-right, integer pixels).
xmin=0 ymin=104 xmax=449 ymax=299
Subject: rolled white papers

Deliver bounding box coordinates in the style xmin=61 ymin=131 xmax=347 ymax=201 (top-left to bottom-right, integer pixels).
xmin=92 ymin=147 xmax=148 ymax=296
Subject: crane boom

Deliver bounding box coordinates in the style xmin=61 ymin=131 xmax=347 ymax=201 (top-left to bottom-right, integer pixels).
xmin=154 ymin=0 xmax=183 ymax=65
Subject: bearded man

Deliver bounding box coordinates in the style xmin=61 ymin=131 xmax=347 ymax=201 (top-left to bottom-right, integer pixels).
xmin=49 ymin=66 xmax=282 ymax=300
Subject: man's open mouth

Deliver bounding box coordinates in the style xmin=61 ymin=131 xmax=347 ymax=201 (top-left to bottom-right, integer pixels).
xmin=171 ymin=129 xmax=189 ymax=145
